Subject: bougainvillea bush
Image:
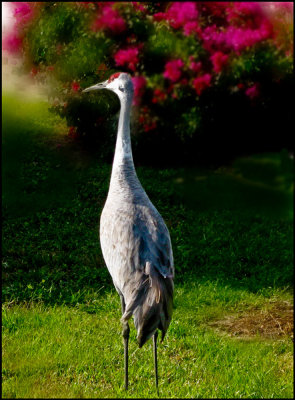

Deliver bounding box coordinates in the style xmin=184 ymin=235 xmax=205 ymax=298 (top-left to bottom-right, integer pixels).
xmin=3 ymin=2 xmax=294 ymax=165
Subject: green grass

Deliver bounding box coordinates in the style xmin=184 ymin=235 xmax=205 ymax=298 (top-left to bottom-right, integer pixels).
xmin=2 ymin=287 xmax=293 ymax=398
xmin=2 ymin=90 xmax=293 ymax=398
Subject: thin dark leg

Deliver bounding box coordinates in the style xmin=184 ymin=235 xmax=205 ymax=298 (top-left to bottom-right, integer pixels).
xmin=123 ymin=322 xmax=130 ymax=391
xmin=153 ymin=330 xmax=159 ymax=396
xmin=120 ymin=294 xmax=129 ymax=391
xmin=119 ymin=294 xmax=126 ymax=314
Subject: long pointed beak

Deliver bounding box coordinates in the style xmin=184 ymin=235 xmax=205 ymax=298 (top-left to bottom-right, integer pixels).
xmin=83 ymin=80 xmax=108 ymax=93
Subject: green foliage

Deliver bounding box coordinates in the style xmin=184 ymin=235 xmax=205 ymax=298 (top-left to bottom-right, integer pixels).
xmin=25 ymin=3 xmax=86 ymax=65
xmin=231 ymin=43 xmax=292 ymax=82
xmin=54 ymin=36 xmax=114 ymax=82
xmin=11 ymin=2 xmax=293 ymax=165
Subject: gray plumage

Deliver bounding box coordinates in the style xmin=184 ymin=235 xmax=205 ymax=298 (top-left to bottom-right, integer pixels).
xmin=83 ymin=72 xmax=174 ymax=390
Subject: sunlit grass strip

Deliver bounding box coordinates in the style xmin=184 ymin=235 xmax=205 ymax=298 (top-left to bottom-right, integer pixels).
xmin=2 ymin=285 xmax=293 ymax=399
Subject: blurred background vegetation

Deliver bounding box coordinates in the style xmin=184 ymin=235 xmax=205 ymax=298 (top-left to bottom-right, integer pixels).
xmin=2 ymin=2 xmax=294 ymax=165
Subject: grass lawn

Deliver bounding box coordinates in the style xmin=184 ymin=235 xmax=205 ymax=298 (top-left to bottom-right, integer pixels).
xmin=2 ymin=90 xmax=293 ymax=398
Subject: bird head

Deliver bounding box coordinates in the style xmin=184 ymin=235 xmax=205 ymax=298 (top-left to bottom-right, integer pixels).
xmin=83 ymin=72 xmax=134 ymax=101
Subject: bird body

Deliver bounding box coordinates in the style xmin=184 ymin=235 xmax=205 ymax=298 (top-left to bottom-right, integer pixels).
xmin=83 ymin=72 xmax=174 ymax=390
xmin=100 ymin=193 xmax=174 ymax=346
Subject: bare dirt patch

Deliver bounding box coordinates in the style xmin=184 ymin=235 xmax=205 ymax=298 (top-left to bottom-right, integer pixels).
xmin=208 ymin=301 xmax=293 ymax=339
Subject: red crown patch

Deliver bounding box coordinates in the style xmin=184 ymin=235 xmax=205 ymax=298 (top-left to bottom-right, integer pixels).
xmin=108 ymin=72 xmax=121 ymax=83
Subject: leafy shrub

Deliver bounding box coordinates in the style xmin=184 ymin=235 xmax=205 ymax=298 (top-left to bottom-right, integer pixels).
xmin=3 ymin=2 xmax=294 ymax=165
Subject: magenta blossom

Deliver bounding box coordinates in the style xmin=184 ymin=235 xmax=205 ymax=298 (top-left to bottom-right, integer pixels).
xmin=166 ymin=2 xmax=198 ymax=29
xmin=12 ymin=2 xmax=34 ymax=24
xmin=2 ymin=2 xmax=34 ymax=54
xmin=153 ymin=2 xmax=199 ymax=36
xmin=227 ymin=22 xmax=273 ymax=52
xmin=152 ymin=88 xmax=167 ymax=104
xmin=189 ymin=58 xmax=202 ymax=73
xmin=71 ymin=81 xmax=80 ymax=92
xmin=2 ymin=34 xmax=22 ymax=53
xmin=245 ymin=83 xmax=260 ymax=99
xmin=131 ymin=76 xmax=147 ymax=105
xmin=92 ymin=4 xmax=126 ymax=34
xmin=163 ymin=59 xmax=184 ymax=82
xmin=153 ymin=12 xmax=167 ymax=22
xmin=131 ymin=2 xmax=147 ymax=13
xmin=202 ymin=21 xmax=273 ymax=53
xmin=227 ymin=2 xmax=265 ymax=29
xmin=183 ymin=21 xmax=201 ymax=37
xmin=200 ymin=2 xmax=229 ymax=19
xmin=210 ymin=51 xmax=229 ymax=73
xmin=114 ymin=47 xmax=140 ymax=71
xmin=193 ymin=74 xmax=212 ymax=96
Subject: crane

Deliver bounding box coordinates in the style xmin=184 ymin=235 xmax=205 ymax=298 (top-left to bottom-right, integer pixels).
xmin=83 ymin=72 xmax=174 ymax=393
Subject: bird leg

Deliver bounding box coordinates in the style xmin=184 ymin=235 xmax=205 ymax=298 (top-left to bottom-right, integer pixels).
xmin=120 ymin=294 xmax=130 ymax=391
xmin=153 ymin=330 xmax=159 ymax=396
xmin=122 ymin=322 xmax=130 ymax=391
xmin=120 ymin=294 xmax=126 ymax=315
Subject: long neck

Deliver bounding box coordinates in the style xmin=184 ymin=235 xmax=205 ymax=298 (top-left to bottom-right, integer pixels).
xmin=112 ymin=95 xmax=134 ymax=169
xmin=109 ymin=94 xmax=143 ymax=197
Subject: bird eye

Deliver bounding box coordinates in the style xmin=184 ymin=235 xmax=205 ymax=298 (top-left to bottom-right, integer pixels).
xmin=119 ymin=85 xmax=124 ymax=92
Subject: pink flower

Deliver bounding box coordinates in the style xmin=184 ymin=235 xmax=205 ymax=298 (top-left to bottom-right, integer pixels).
xmin=114 ymin=47 xmax=140 ymax=72
xmin=200 ymin=2 xmax=229 ymax=18
xmin=210 ymin=51 xmax=229 ymax=73
xmin=92 ymin=4 xmax=126 ymax=34
xmin=114 ymin=47 xmax=139 ymax=71
xmin=189 ymin=58 xmax=202 ymax=73
xmin=183 ymin=21 xmax=201 ymax=36
xmin=30 ymin=67 xmax=39 ymax=77
xmin=14 ymin=3 xmax=31 ymax=16
xmin=68 ymin=126 xmax=78 ymax=139
xmin=153 ymin=12 xmax=167 ymax=22
xmin=152 ymin=88 xmax=167 ymax=104
xmin=245 ymin=83 xmax=260 ymax=99
xmin=163 ymin=59 xmax=184 ymax=82
xmin=193 ymin=74 xmax=212 ymax=96
xmin=166 ymin=2 xmax=198 ymax=30
xmin=201 ymin=25 xmax=227 ymax=52
xmin=153 ymin=2 xmax=199 ymax=36
xmin=202 ymin=22 xmax=273 ymax=53
xmin=144 ymin=121 xmax=157 ymax=132
xmin=12 ymin=2 xmax=34 ymax=25
xmin=131 ymin=2 xmax=146 ymax=13
xmin=71 ymin=81 xmax=80 ymax=92
xmin=131 ymin=76 xmax=146 ymax=105
xmin=2 ymin=34 xmax=22 ymax=53
xmin=227 ymin=2 xmax=264 ymax=28
xmin=2 ymin=3 xmax=35 ymax=54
